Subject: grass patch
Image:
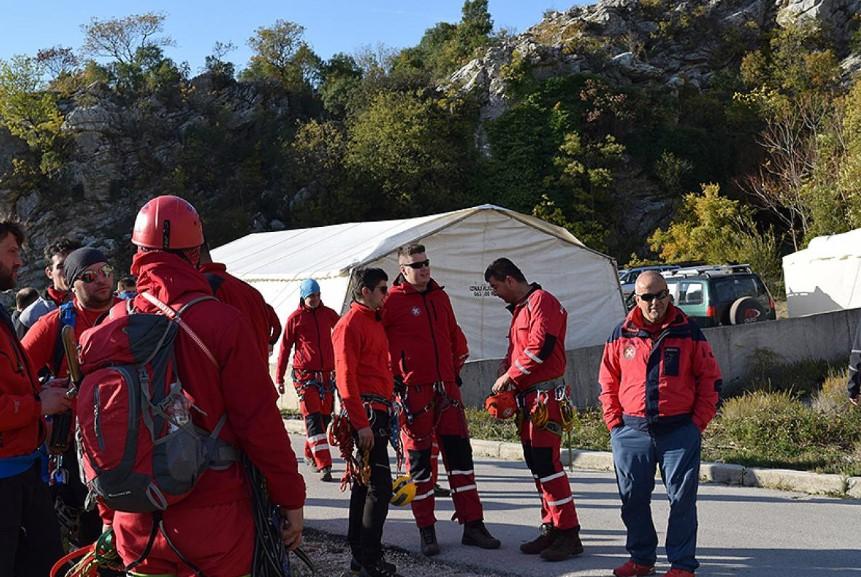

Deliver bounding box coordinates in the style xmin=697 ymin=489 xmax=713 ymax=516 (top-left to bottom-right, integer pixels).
xmin=465 ymin=366 xmax=861 ymax=476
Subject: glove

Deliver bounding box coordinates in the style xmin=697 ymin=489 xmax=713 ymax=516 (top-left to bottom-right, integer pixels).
xmin=277 ymin=381 xmax=285 ymax=395
xmin=393 ymin=375 xmax=406 ymax=396
xmin=455 ymin=374 xmax=463 ymax=388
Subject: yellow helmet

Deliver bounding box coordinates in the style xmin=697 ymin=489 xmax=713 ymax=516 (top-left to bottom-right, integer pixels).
xmin=390 ymin=474 xmax=417 ymax=506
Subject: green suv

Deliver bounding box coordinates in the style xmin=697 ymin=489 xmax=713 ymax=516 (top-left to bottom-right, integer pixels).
xmin=663 ymin=265 xmax=777 ymax=328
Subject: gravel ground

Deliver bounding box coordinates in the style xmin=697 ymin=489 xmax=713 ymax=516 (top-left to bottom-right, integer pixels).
xmin=292 ymin=527 xmax=514 ymax=577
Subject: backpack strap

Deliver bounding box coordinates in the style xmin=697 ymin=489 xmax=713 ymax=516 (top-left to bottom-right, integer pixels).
xmin=140 ymin=292 xmax=219 ymax=369
xmin=52 ymin=302 xmax=77 ymax=375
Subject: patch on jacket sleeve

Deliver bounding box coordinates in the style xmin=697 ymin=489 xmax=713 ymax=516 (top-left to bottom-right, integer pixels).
xmin=663 ymin=347 xmax=680 ymax=376
xmin=623 ymin=345 xmax=636 ymax=360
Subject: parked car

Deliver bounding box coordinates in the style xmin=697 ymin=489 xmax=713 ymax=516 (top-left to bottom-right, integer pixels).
xmin=618 ymin=265 xmax=681 ymax=298
xmin=662 ymin=264 xmax=776 ymax=327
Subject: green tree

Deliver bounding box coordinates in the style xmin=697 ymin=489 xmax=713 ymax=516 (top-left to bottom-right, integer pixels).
xmin=345 ymin=90 xmax=474 ymax=215
xmin=0 ymin=55 xmax=64 ymax=175
xmin=649 ymin=183 xmax=782 ymax=289
xmin=81 ymin=12 xmax=173 ymax=65
xmin=242 ymin=20 xmax=321 ymax=93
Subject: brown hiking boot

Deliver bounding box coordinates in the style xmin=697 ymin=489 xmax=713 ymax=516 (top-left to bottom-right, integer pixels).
xmin=419 ymin=524 xmax=440 ymax=556
xmin=520 ymin=523 xmax=556 ymax=554
xmin=461 ymin=520 xmax=501 ymax=549
xmin=539 ymin=526 xmax=583 ymax=561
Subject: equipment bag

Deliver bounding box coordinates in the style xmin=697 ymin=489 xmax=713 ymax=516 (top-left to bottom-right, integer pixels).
xmin=76 ymin=292 xmax=237 ymax=512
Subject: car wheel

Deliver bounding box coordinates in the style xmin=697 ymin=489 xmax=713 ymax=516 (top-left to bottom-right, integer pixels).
xmin=729 ymin=296 xmax=769 ymax=325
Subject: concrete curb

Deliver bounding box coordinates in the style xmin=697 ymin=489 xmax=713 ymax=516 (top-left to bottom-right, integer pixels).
xmin=283 ymin=418 xmax=861 ymax=499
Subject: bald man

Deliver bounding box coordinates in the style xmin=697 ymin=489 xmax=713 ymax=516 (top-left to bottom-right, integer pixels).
xmin=598 ymin=271 xmax=721 ymax=577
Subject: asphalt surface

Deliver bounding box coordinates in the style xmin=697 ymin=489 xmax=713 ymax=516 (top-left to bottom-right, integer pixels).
xmin=291 ymin=435 xmax=861 ymax=577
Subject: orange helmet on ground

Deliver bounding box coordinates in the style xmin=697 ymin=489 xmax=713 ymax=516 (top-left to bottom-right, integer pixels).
xmin=485 ymin=390 xmax=517 ymax=420
xmin=132 ymin=195 xmax=203 ymax=250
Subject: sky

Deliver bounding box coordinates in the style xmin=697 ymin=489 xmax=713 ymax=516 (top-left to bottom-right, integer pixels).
xmin=0 ymin=1 xmax=575 ymax=73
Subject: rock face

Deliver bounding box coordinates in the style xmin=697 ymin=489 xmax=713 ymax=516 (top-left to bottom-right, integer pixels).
xmin=449 ymin=0 xmax=861 ymax=122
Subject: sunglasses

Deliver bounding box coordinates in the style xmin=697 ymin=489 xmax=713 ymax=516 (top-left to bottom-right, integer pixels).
xmin=636 ymin=289 xmax=669 ymax=302
xmin=402 ymin=259 xmax=430 ymax=270
xmin=77 ymin=264 xmax=114 ymax=284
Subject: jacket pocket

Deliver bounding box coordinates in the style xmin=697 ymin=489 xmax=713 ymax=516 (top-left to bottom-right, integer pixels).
xmin=663 ymin=347 xmax=680 ymax=377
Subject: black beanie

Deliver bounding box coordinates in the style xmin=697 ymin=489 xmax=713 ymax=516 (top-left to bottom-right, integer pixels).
xmin=63 ymin=247 xmax=108 ymax=287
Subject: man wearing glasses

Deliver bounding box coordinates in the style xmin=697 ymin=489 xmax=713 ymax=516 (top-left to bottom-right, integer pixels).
xmin=333 ymin=268 xmax=399 ymax=577
xmin=598 ymin=271 xmax=721 ymax=577
xmin=382 ymin=244 xmax=500 ymax=556
xmin=22 ymin=247 xmax=121 ymax=555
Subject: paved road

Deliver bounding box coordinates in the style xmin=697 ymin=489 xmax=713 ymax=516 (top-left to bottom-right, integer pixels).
xmin=292 ymin=435 xmax=861 ymax=576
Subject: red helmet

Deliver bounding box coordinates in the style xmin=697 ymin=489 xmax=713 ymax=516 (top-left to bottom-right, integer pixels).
xmin=132 ymin=195 xmax=203 ymax=249
xmin=485 ymin=390 xmax=517 ymax=420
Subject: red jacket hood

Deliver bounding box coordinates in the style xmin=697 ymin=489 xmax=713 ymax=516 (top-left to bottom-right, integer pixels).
xmin=623 ymin=303 xmax=687 ymax=334
xmin=130 ymin=251 xmax=213 ymax=312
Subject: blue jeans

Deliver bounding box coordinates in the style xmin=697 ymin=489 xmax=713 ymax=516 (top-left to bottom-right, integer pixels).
xmin=611 ymin=421 xmax=701 ymax=572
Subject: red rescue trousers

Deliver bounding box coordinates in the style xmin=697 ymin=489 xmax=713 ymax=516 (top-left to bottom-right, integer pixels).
xmin=519 ymin=391 xmax=579 ymax=530
xmin=294 ymin=370 xmax=335 ymax=470
xmin=115 ymin=499 xmax=253 ymax=577
xmin=399 ymin=381 xmax=483 ymax=528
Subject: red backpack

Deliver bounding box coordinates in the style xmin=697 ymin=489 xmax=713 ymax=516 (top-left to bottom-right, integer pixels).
xmin=76 ymin=292 xmax=238 ymax=512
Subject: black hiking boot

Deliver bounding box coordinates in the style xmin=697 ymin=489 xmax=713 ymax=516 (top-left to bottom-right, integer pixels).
xmin=351 ymin=557 xmax=397 ymax=576
xmin=419 ymin=524 xmax=440 ymax=556
xmin=319 ymin=466 xmax=333 ymax=482
xmin=358 ymin=558 xmax=401 ymax=577
xmin=462 ymin=519 xmax=501 ymax=549
xmin=520 ymin=523 xmax=556 ymax=555
xmin=433 ymin=483 xmax=451 ymax=497
xmin=539 ymin=525 xmax=584 ymax=561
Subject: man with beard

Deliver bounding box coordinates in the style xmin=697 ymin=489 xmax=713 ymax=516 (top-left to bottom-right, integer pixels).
xmin=16 ymin=237 xmax=80 ymax=337
xmin=486 ymin=257 xmax=583 ymax=562
xmin=0 ymin=221 xmax=68 ymax=576
xmin=22 ymin=247 xmax=122 ymax=550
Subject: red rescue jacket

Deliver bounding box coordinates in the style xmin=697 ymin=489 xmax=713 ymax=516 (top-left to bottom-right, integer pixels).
xmin=275 ymin=302 xmax=340 ymax=384
xmin=22 ymin=297 xmax=121 ymax=378
xmin=503 ymin=284 xmax=568 ymax=390
xmin=199 ymin=262 xmax=274 ymax=362
xmin=333 ymin=302 xmax=392 ymax=430
xmin=92 ymin=251 xmax=305 ymax=510
xmin=0 ymin=309 xmax=43 ymax=458
xmin=598 ymin=303 xmax=722 ymax=432
xmin=382 ymin=278 xmax=468 ymax=386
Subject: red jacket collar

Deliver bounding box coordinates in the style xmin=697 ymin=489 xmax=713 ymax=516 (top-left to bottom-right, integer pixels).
xmin=350 ymin=301 xmax=381 ymax=320
xmin=199 ymin=262 xmax=227 ymax=275
xmin=390 ymin=277 xmax=441 ymax=295
xmin=46 ymin=286 xmax=69 ymax=306
xmin=130 ymin=251 xmax=213 ymax=313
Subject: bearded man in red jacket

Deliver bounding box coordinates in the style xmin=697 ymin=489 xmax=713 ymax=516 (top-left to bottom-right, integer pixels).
xmin=82 ymin=196 xmax=306 ymax=577
xmin=0 ymin=222 xmax=68 ymax=577
xmin=382 ymin=244 xmax=500 ymax=556
xmin=487 ymin=257 xmax=583 ymax=562
xmin=22 ymin=246 xmax=122 ymax=549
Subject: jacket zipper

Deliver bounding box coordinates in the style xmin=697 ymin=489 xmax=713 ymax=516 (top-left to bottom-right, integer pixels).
xmin=312 ymin=308 xmax=322 ymax=371
xmin=421 ymin=293 xmax=442 ymax=382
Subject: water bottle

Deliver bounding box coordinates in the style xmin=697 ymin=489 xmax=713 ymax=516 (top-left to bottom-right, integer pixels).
xmin=168 ymin=393 xmax=190 ymax=433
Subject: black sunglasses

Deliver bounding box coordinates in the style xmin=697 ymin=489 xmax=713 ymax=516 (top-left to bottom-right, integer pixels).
xmin=636 ymin=289 xmax=669 ymax=302
xmin=403 ymin=259 xmax=430 ymax=270
xmin=77 ymin=264 xmax=114 ymax=284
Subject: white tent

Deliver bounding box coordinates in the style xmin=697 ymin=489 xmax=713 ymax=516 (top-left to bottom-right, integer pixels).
xmin=211 ymin=204 xmax=626 ymax=361
xmin=783 ymin=227 xmax=861 ymax=317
